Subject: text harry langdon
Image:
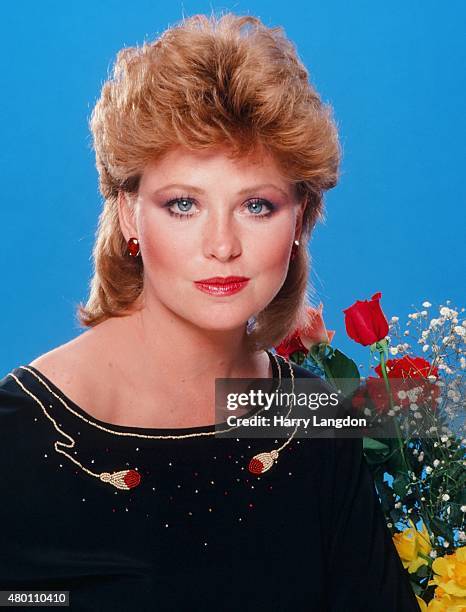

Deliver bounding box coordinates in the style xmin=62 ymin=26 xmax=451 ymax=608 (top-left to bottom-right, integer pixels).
xmin=226 ymin=414 xmax=368 ymax=430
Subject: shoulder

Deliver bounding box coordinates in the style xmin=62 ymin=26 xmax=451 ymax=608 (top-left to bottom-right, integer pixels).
xmin=28 ymin=333 xmax=91 ymax=384
xmin=8 ymin=331 xmax=100 ymax=416
xmin=28 ymin=324 xmax=113 ymax=392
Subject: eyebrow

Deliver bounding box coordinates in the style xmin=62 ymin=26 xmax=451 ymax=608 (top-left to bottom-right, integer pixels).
xmin=151 ymin=183 xmax=290 ymax=199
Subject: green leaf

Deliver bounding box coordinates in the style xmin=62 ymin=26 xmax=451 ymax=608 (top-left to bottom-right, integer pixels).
xmin=410 ymin=583 xmax=423 ymax=596
xmin=431 ymin=517 xmax=455 ymax=544
xmin=390 ymin=507 xmax=404 ymax=524
xmin=363 ymin=437 xmax=392 ymax=466
xmin=363 ymin=437 xmax=391 ymax=452
xmin=324 ymin=348 xmax=359 ymax=379
xmin=393 ymin=473 xmax=411 ymax=498
xmin=290 ymin=351 xmax=306 ymax=365
xmin=415 ymin=564 xmax=430 ymax=579
xmin=323 ymin=348 xmax=360 ymax=396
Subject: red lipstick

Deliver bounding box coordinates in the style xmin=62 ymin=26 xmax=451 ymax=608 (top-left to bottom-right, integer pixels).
xmin=194 ymin=276 xmax=250 ymax=297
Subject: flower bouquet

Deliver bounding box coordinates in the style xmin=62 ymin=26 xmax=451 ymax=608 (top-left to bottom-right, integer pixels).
xmin=275 ymin=294 xmax=466 ymax=609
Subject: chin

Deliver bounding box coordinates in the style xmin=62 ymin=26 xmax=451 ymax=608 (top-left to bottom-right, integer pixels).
xmin=197 ymin=318 xmax=248 ymax=333
xmin=182 ymin=309 xmax=249 ymax=332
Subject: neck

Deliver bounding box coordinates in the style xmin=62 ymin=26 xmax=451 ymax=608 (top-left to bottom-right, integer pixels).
xmin=97 ymin=293 xmax=270 ymax=384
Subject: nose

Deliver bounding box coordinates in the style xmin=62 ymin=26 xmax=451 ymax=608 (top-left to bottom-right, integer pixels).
xmin=202 ymin=208 xmax=242 ymax=262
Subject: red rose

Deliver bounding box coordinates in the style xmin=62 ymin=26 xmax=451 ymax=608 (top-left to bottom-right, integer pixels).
xmin=343 ymin=292 xmax=389 ymax=346
xmin=351 ymin=378 xmax=393 ymax=415
xmin=351 ymin=384 xmax=370 ymax=411
xmin=275 ymin=330 xmax=307 ymax=359
xmin=374 ymin=356 xmax=439 ymax=380
xmin=374 ymin=356 xmax=440 ymax=411
xmin=366 ymin=376 xmax=392 ymax=414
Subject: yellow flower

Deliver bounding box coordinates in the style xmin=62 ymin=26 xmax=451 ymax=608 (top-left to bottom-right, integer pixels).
xmin=393 ymin=520 xmax=432 ymax=574
xmin=426 ymin=590 xmax=466 ymax=611
xmin=428 ymin=546 xmax=466 ymax=599
xmin=416 ymin=595 xmax=428 ymax=610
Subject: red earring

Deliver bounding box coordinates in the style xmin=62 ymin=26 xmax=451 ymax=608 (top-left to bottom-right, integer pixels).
xmin=127 ymin=237 xmax=140 ymax=257
xmin=290 ymin=239 xmax=300 ymax=261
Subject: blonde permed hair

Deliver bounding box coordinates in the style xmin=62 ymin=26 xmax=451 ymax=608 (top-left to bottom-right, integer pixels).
xmin=76 ymin=12 xmax=341 ymax=352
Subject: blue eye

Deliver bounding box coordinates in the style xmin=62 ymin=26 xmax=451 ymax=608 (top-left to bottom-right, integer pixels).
xmin=163 ymin=196 xmax=276 ymax=220
xmin=175 ymin=198 xmax=193 ymax=212
xmin=165 ymin=197 xmax=196 ymax=218
xmin=246 ymin=198 xmax=275 ymax=218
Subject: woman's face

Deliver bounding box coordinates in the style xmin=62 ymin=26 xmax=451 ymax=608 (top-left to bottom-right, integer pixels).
xmin=120 ymin=146 xmax=305 ymax=333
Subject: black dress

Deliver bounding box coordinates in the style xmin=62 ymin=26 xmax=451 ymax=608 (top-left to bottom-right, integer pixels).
xmin=0 ymin=351 xmax=420 ymax=611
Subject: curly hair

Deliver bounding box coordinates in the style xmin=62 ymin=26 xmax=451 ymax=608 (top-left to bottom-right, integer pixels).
xmin=76 ymin=12 xmax=341 ymax=352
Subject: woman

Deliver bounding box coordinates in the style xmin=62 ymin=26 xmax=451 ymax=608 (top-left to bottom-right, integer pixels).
xmin=0 ymin=13 xmax=420 ymax=611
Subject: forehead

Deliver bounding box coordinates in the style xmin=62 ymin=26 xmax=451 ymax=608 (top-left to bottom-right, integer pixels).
xmin=139 ymin=145 xmax=292 ymax=192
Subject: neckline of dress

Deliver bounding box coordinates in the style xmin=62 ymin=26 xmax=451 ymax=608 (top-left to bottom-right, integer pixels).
xmin=13 ymin=350 xmax=285 ymax=437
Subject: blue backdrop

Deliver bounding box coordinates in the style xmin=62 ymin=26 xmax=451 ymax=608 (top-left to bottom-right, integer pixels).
xmin=1 ymin=0 xmax=465 ymax=374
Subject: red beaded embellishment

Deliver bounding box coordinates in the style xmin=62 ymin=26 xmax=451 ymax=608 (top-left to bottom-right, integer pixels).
xmin=248 ymin=450 xmax=279 ymax=475
xmin=123 ymin=469 xmax=141 ymax=489
xmin=100 ymin=469 xmax=141 ymax=490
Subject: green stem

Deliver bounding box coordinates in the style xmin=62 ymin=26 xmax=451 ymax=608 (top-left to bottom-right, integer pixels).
xmin=378 ymin=348 xmax=411 ymax=475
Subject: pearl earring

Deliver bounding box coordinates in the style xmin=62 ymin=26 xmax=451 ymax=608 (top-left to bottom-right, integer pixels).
xmin=290 ymin=239 xmax=300 ymax=261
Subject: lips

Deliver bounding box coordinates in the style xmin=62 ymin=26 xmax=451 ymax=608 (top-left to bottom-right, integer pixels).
xmin=195 ymin=276 xmax=250 ymax=284
xmin=194 ymin=276 xmax=250 ymax=297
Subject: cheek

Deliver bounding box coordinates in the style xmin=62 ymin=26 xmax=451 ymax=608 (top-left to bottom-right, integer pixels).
xmin=249 ymin=220 xmax=293 ymax=275
xmin=138 ymin=217 xmax=191 ymax=272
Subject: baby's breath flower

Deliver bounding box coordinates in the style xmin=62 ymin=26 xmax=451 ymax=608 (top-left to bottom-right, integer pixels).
xmin=422 ymin=344 xmax=429 ymax=352
xmin=442 ymin=494 xmax=450 ymax=501
xmin=433 ymin=459 xmax=440 ymax=468
xmin=440 ymin=307 xmax=458 ymax=318
xmin=422 ymin=301 xmax=432 ymax=308
xmin=425 ymin=466 xmax=433 ymax=474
